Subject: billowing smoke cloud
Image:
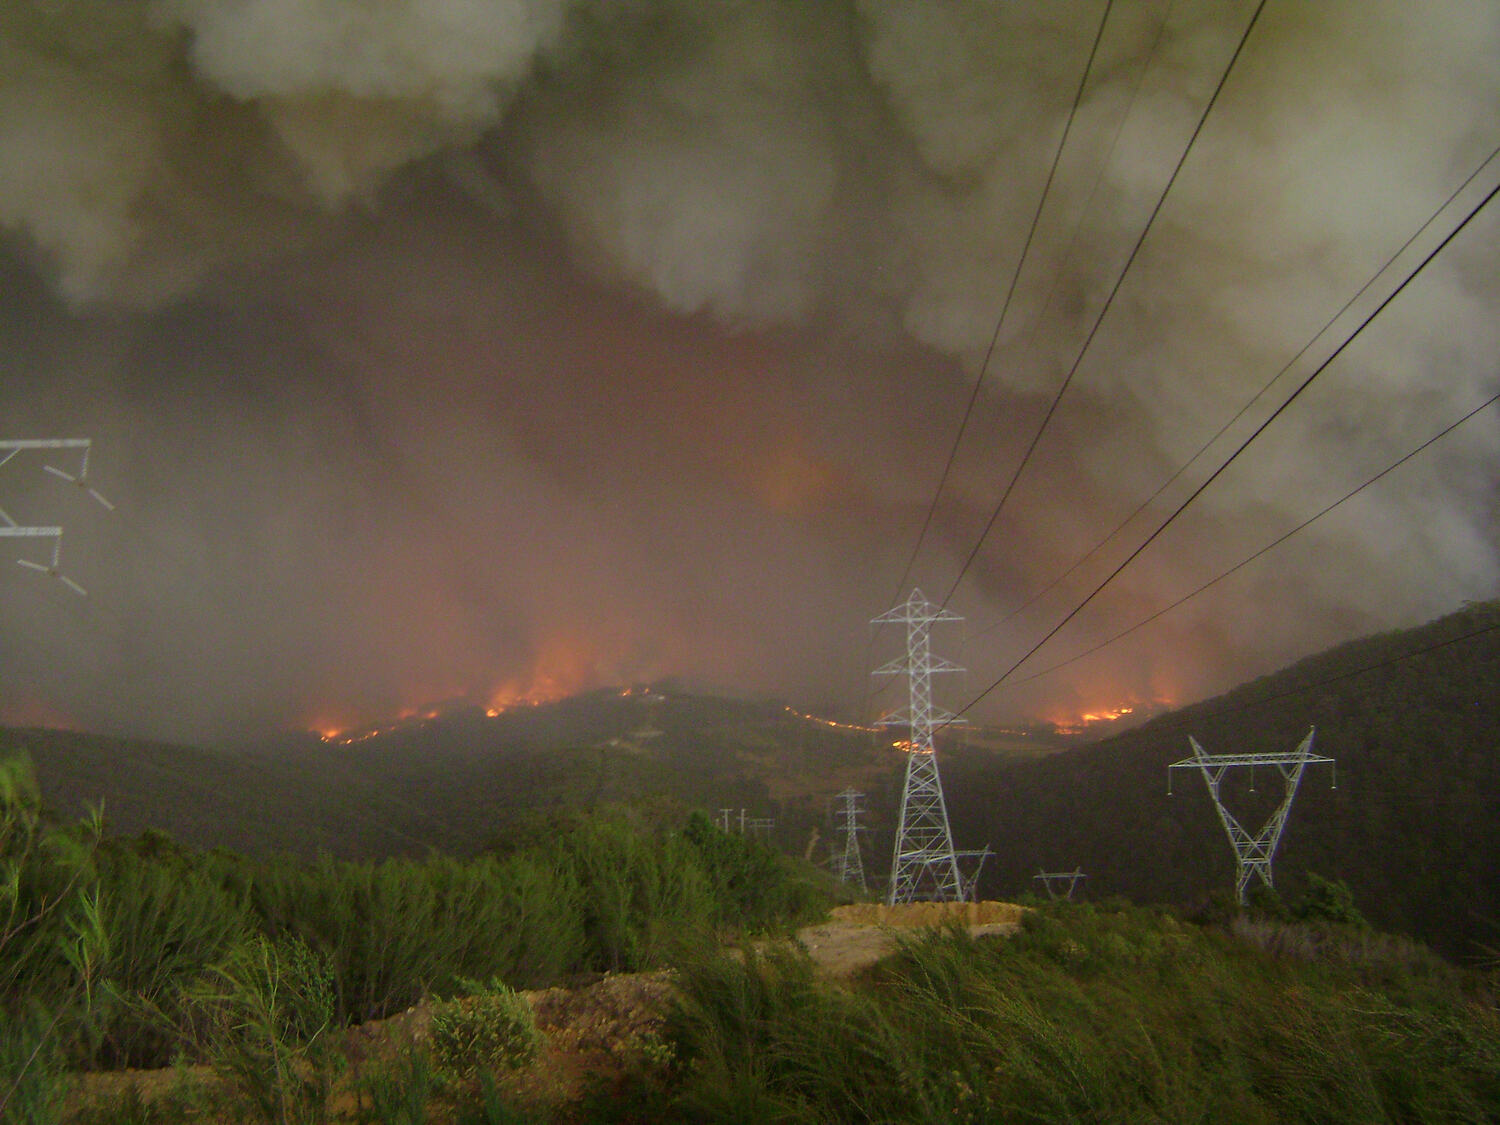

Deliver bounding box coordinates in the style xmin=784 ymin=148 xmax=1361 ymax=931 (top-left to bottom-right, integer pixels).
xmin=0 ymin=0 xmax=1496 ymax=743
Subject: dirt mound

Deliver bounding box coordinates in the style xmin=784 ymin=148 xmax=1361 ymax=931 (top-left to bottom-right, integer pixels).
xmin=795 ymin=900 xmax=1026 ymax=976
xmin=527 ymin=970 xmax=674 ymax=1056
xmin=828 ymin=900 xmax=1027 ymax=929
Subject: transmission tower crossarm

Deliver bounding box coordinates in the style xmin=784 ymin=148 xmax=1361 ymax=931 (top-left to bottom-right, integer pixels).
xmin=1169 ymin=731 xmax=1331 ymax=771
xmin=0 ymin=439 xmax=92 ymax=452
xmin=873 ymin=654 xmax=963 ymax=677
xmin=1170 ymin=750 xmax=1335 ymax=769
xmin=1169 ymin=727 xmax=1332 ymax=904
xmin=871 ymin=588 xmax=964 ymax=626
xmin=3 ymin=436 xmax=111 ymax=598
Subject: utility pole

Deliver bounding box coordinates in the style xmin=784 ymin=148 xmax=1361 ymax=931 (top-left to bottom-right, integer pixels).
xmin=872 ymin=588 xmax=966 ymax=904
xmin=1168 ymin=727 xmax=1334 ymax=904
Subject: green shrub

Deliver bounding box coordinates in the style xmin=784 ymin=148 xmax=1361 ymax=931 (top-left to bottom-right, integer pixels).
xmin=680 ymin=810 xmax=824 ymax=931
xmin=89 ymin=846 xmax=251 ymax=1069
xmin=0 ymin=1005 xmax=69 ymax=1125
xmin=560 ymin=814 xmax=717 ymax=971
xmin=353 ymin=1045 xmax=439 ymax=1125
xmin=190 ymin=935 xmax=339 ymax=1125
xmin=1292 ymin=872 xmax=1370 ymax=929
xmin=620 ymin=904 xmax=1500 ymax=1125
xmin=0 ymin=753 xmax=105 ymax=1121
xmin=430 ymin=985 xmax=543 ymax=1082
xmin=249 ymin=851 xmax=590 ymax=1024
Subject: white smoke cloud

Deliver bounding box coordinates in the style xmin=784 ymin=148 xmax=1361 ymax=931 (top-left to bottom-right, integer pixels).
xmin=157 ymin=0 xmax=570 ymax=203
xmin=0 ymin=0 xmax=1496 ymax=740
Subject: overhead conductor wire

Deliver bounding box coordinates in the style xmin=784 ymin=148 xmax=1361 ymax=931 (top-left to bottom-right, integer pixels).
xmin=941 ymin=0 xmax=1270 ymax=608
xmin=860 ymin=0 xmax=1116 ymax=723
xmin=884 ymin=0 xmax=1116 ymax=608
xmin=1011 ymin=388 xmax=1500 ymax=689
xmin=949 ymin=174 xmax=1500 ymax=723
xmin=968 ymin=142 xmax=1500 ymax=641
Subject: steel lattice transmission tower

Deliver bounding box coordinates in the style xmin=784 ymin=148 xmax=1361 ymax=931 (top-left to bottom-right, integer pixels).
xmin=1033 ymin=868 xmax=1087 ymax=901
xmin=831 ymin=787 xmax=868 ymax=893
xmin=1169 ymin=727 xmax=1334 ymax=904
xmin=872 ymin=588 xmax=966 ymax=904
xmin=2 ymin=438 xmax=111 ymax=596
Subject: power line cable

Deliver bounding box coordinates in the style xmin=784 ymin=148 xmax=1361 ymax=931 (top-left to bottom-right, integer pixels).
xmin=950 ymin=173 xmax=1500 ymax=721
xmin=968 ymin=143 xmax=1500 ymax=641
xmin=942 ymin=0 xmax=1269 ymax=607
xmin=1008 ymin=387 xmax=1500 ymax=688
xmin=861 ymin=0 xmax=1117 ymax=724
xmin=886 ymin=0 xmax=1117 ymax=608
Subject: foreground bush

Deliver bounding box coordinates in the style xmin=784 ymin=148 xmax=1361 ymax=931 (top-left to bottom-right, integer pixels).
xmin=625 ymin=901 xmax=1500 ymax=1124
xmin=188 ymin=936 xmax=338 ymax=1125
xmin=2 ymin=779 xmax=834 ymax=1076
xmin=430 ymin=984 xmax=543 ymax=1081
xmin=1 ymin=753 xmax=106 ymax=1124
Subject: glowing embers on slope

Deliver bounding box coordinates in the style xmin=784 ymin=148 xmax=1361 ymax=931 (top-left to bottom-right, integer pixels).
xmin=310 ymin=675 xmax=672 ymax=745
xmin=891 ymin=738 xmax=935 ymax=755
xmin=782 ymin=705 xmax=880 ymax=734
xmin=1048 ymin=699 xmax=1174 ymax=737
xmin=313 ymin=688 xmax=565 ymax=744
xmin=313 ymin=704 xmax=450 ymax=746
xmin=482 ymin=692 xmax=551 ymax=719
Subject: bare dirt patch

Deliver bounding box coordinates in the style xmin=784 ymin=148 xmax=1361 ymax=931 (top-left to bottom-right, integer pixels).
xmin=793 ymin=900 xmax=1028 ymax=975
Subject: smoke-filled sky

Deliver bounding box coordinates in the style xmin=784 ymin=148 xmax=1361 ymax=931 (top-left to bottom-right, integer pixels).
xmin=1 ymin=0 xmax=1497 ymax=745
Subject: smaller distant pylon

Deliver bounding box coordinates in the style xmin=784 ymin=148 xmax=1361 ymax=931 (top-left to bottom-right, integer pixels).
xmin=1168 ymin=727 xmax=1333 ymax=904
xmin=1033 ymin=869 xmax=1087 ymax=901
xmin=831 ymin=787 xmax=868 ymax=893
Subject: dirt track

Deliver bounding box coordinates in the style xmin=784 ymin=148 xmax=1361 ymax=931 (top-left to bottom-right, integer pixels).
xmin=793 ymin=900 xmax=1027 ymax=975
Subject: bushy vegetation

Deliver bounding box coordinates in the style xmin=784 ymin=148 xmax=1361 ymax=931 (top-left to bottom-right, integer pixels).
xmin=610 ymin=900 xmax=1500 ymax=1124
xmin=0 ymin=751 xmax=830 ymax=1123
xmin=429 ymin=985 xmax=542 ymax=1081
xmin=11 ymin=728 xmax=1497 ymax=1123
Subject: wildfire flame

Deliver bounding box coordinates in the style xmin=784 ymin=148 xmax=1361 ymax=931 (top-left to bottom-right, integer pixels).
xmin=309 ymin=635 xmax=639 ymax=743
xmin=781 ymin=705 xmax=879 ymax=734
xmin=891 ymin=738 xmax=934 ymax=754
xmin=1048 ymin=699 xmax=1174 ymax=737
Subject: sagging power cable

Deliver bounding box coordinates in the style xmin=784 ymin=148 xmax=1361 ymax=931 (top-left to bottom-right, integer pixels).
xmin=968 ymin=143 xmax=1500 ymax=641
xmin=1010 ymin=388 xmax=1500 ymax=689
xmin=950 ymin=173 xmax=1500 ymax=721
xmin=941 ymin=0 xmax=1270 ymax=608
xmin=886 ymin=0 xmax=1118 ymax=609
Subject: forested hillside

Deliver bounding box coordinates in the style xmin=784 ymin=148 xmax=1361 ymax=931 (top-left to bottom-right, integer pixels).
xmin=12 ymin=692 xmax=892 ymax=858
xmin=11 ymin=601 xmax=1498 ymax=960
xmin=941 ymin=600 xmax=1500 ymax=960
